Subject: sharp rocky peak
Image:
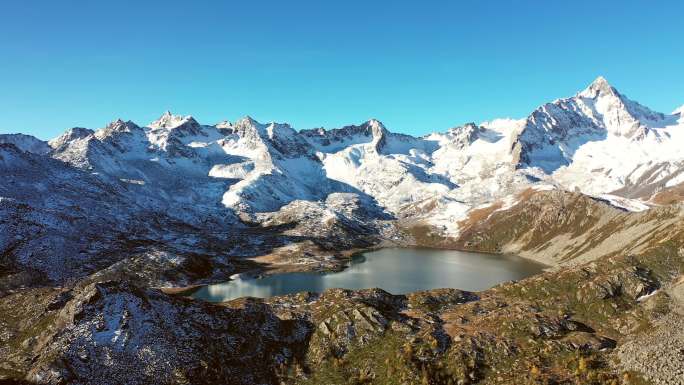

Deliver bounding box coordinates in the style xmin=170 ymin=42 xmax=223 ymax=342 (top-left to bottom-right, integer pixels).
xmin=95 ymin=119 xmax=142 ymax=140
xmin=545 ymin=76 xmax=664 ymax=138
xmin=298 ymin=119 xmax=391 ymax=154
xmin=360 ymin=119 xmax=389 ymax=153
xmin=107 ymin=119 xmax=139 ymax=131
xmin=221 ymin=116 xmax=260 ymax=134
xmin=448 ymin=122 xmax=479 ymax=133
xmin=300 ymin=119 xmax=387 ymax=137
xmin=578 ymin=76 xmax=618 ymax=99
xmin=65 ymin=127 xmax=95 ymax=138
xmin=216 ymin=116 xmax=309 ymax=159
xmin=223 ymin=116 xmax=297 ymax=137
xmin=48 ymin=127 xmax=95 ymax=151
xmin=237 ymin=115 xmax=260 ymax=126
xmin=337 ymin=119 xmax=388 ymax=139
xmin=445 ymin=122 xmax=482 ymax=149
xmin=149 ymin=111 xmax=199 ymax=130
xmin=365 ymin=118 xmax=386 ymax=131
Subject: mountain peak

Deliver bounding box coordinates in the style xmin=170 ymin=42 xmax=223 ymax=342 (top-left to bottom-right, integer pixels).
xmin=149 ymin=111 xmax=197 ymax=130
xmin=93 ymin=119 xmax=142 ymax=143
xmin=592 ymin=75 xmax=609 ymax=86
xmin=105 ymin=119 xmax=140 ymax=132
xmin=578 ymin=76 xmax=618 ymax=99
xmin=236 ymin=115 xmax=260 ymax=126
xmin=48 ymin=127 xmax=94 ymax=151
xmin=364 ymin=119 xmax=388 ymax=137
xmin=366 ymin=118 xmax=385 ymax=128
xmin=110 ymin=118 xmax=127 ymax=127
xmin=64 ymin=127 xmax=94 ymax=139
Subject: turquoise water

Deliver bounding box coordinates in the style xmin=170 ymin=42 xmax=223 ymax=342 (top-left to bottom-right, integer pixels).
xmin=192 ymin=248 xmax=544 ymax=302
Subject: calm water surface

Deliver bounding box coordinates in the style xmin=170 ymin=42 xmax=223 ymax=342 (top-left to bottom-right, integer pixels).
xmin=192 ymin=248 xmax=544 ymax=302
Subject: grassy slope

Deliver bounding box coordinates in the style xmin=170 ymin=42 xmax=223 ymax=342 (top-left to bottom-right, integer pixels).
xmin=454 ymin=189 xmax=683 ymax=267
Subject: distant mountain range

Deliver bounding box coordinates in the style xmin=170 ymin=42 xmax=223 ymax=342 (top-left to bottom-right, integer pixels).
xmin=5 ymin=78 xmax=684 ymax=212
xmin=1 ymin=76 xmax=683 ymax=285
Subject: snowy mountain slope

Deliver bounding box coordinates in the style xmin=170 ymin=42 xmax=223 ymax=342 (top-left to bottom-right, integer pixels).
xmin=311 ymin=121 xmax=449 ymax=208
xmin=300 ymin=119 xmax=485 ymax=232
xmin=2 ymin=76 xmax=682 ymax=262
xmin=541 ymin=79 xmax=684 ymax=198
xmin=512 ymin=76 xmax=674 ymax=173
xmin=49 ymin=116 xmax=242 ymax=227
xmin=0 ymin=142 xmax=138 ymax=282
xmin=1 ymin=138 xmax=315 ymax=288
xmin=214 ymin=116 xmax=336 ymax=213
xmin=0 ymin=133 xmax=51 ymax=155
xmin=426 ymin=119 xmax=539 ymax=203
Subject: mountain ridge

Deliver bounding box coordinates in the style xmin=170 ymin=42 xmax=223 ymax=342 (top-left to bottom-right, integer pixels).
xmin=4 ymin=77 xmax=683 ymax=220
xmin=1 ymin=76 xmax=683 ymax=286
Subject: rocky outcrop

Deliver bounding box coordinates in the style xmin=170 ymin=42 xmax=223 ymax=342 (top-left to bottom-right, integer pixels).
xmin=2 ymin=281 xmax=312 ymax=385
xmin=300 ymin=119 xmax=387 ymax=152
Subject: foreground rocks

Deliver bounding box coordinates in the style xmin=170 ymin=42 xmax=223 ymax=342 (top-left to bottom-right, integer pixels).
xmin=2 ymin=243 xmax=679 ymax=384
xmin=617 ymin=311 xmax=684 ymax=385
xmin=1 ymin=281 xmax=313 ymax=385
xmin=616 ymin=278 xmax=684 ymax=385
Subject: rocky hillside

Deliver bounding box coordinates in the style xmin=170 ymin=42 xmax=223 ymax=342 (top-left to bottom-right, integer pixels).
xmin=2 ymin=211 xmax=683 ymax=384
xmin=3 ymin=185 xmax=684 ymax=383
xmin=455 ymin=189 xmax=684 ymax=267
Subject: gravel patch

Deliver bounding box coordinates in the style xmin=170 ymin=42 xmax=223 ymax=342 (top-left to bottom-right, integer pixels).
xmin=617 ymin=308 xmax=684 ymax=384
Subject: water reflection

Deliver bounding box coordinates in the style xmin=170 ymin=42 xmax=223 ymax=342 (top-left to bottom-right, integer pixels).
xmin=193 ymin=248 xmax=544 ymax=302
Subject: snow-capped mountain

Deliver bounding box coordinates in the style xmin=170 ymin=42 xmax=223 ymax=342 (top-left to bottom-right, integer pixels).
xmin=14 ymin=78 xmax=684 ymax=215
xmin=0 ymin=133 xmax=51 ymax=155
xmin=1 ymin=76 xmax=683 ymax=285
xmin=512 ymin=76 xmax=672 ymax=172
xmin=20 ymin=77 xmax=684 ymax=219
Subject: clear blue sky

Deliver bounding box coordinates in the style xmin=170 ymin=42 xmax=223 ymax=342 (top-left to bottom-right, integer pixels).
xmin=1 ymin=0 xmax=683 ymax=139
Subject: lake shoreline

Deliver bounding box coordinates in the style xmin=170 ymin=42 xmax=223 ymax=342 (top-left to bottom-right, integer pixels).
xmin=189 ymin=247 xmax=546 ymax=303
xmin=163 ymin=242 xmax=552 ymax=300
